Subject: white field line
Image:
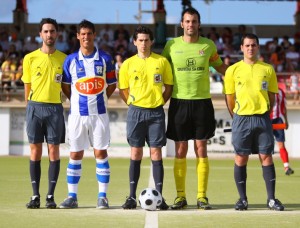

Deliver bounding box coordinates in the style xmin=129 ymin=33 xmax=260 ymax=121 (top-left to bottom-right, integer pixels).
xmin=144 ymin=163 xmax=158 ymax=228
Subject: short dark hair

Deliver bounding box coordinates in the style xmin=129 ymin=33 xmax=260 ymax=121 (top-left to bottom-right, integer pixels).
xmin=133 ymin=25 xmax=154 ymax=41
xmin=241 ymin=33 xmax=259 ymax=45
xmin=39 ymin=18 xmax=58 ymax=32
xmin=77 ymin=19 xmax=95 ymax=33
xmin=181 ymin=7 xmax=201 ymax=23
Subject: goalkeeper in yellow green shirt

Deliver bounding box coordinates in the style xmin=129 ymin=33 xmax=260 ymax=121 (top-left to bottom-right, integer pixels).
xmin=162 ymin=7 xmax=227 ymax=210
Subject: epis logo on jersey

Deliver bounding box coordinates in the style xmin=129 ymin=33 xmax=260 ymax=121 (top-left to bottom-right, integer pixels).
xmin=75 ymin=76 xmax=105 ymax=95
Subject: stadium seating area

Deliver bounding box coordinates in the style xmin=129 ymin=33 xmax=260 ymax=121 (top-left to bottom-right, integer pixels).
xmin=0 ymin=23 xmax=299 ymax=103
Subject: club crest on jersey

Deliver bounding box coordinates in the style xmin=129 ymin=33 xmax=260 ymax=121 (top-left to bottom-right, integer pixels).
xmin=75 ymin=76 xmax=105 ymax=96
xmin=96 ymin=66 xmax=103 ymax=75
xmin=199 ymin=50 xmax=205 ymax=56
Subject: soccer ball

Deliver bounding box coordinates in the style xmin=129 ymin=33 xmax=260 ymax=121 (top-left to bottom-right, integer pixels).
xmin=138 ymin=188 xmax=162 ymax=211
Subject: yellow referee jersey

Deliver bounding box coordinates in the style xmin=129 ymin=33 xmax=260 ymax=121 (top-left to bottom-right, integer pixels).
xmin=22 ymin=49 xmax=66 ymax=103
xmin=223 ymin=60 xmax=278 ymax=115
xmin=118 ymin=52 xmax=173 ymax=108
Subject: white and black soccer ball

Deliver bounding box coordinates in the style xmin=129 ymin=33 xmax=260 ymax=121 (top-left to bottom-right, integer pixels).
xmin=138 ymin=188 xmax=162 ymax=211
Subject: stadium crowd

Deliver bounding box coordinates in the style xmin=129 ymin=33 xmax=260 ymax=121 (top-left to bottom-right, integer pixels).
xmin=0 ymin=23 xmax=299 ymax=101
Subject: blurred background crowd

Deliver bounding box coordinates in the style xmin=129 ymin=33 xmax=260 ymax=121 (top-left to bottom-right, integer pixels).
xmin=0 ymin=23 xmax=299 ymax=102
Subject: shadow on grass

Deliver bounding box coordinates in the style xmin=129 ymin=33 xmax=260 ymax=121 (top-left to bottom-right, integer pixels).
xmin=182 ymin=204 xmax=300 ymax=211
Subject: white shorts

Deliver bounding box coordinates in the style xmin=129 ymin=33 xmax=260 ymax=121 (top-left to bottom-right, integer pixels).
xmin=290 ymin=84 xmax=299 ymax=92
xmin=68 ymin=114 xmax=110 ymax=152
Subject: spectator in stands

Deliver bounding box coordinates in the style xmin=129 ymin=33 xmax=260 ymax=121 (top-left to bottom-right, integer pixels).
xmin=5 ymin=43 xmax=20 ymax=60
xmin=99 ymin=24 xmax=114 ymax=43
xmin=0 ymin=26 xmax=10 ymax=52
xmin=222 ymin=36 xmax=234 ymax=56
xmin=289 ymin=72 xmax=300 ymax=104
xmin=98 ymin=33 xmax=114 ymax=54
xmin=209 ymin=66 xmax=223 ymax=83
xmin=58 ymin=24 xmax=68 ymax=42
xmin=15 ymin=57 xmax=24 ymax=88
xmin=265 ymin=37 xmax=279 ymax=55
xmin=270 ymin=88 xmax=294 ymax=176
xmin=115 ymin=44 xmax=129 ymax=61
xmin=220 ymin=55 xmax=232 ymax=82
xmin=1 ymin=55 xmax=17 ymax=101
xmin=285 ymin=45 xmax=299 ymax=72
xmin=10 ymin=33 xmax=23 ymax=56
xmin=209 ymin=32 xmax=223 ymax=54
xmin=114 ymin=53 xmax=123 ymax=79
xmin=127 ymin=36 xmax=137 ymax=57
xmin=114 ymin=33 xmax=128 ymax=53
xmin=207 ymin=27 xmax=219 ymax=40
xmin=114 ymin=24 xmax=130 ymax=43
xmin=11 ymin=25 xmax=24 ymax=44
xmin=0 ymin=44 xmax=4 ymax=65
xmin=23 ymin=35 xmax=39 ymax=55
xmin=281 ymin=35 xmax=292 ymax=51
xmin=293 ymin=32 xmax=300 ymax=52
xmin=269 ymin=46 xmax=285 ymax=72
xmin=223 ymin=55 xmax=231 ymax=66
xmin=56 ymin=34 xmax=69 ymax=54
xmin=232 ymin=24 xmax=246 ymax=52
xmin=67 ymin=24 xmax=79 ymax=54
xmin=221 ymin=27 xmax=233 ymax=46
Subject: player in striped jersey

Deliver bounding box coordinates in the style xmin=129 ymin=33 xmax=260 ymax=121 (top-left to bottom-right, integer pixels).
xmin=59 ymin=20 xmax=117 ymax=209
xmin=270 ymin=88 xmax=294 ymax=175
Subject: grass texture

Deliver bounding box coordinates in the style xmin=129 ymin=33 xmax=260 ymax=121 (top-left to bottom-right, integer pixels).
xmin=0 ymin=155 xmax=299 ymax=228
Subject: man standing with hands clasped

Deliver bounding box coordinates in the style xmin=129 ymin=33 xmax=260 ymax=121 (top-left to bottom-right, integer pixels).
xmin=162 ymin=7 xmax=227 ymax=210
xmin=223 ymin=33 xmax=284 ymax=211
xmin=119 ymin=25 xmax=173 ymax=210
xmin=22 ymin=18 xmax=67 ymax=209
xmin=59 ymin=19 xmax=116 ymax=209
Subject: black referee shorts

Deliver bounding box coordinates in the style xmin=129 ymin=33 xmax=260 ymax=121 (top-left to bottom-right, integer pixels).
xmin=166 ymin=98 xmax=216 ymax=141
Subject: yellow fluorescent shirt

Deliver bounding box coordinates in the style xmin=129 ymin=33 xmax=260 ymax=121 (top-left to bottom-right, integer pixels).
xmin=223 ymin=60 xmax=278 ymax=115
xmin=118 ymin=52 xmax=173 ymax=108
xmin=22 ymin=49 xmax=66 ymax=103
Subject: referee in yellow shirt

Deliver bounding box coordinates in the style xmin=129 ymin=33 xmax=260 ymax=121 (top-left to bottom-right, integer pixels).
xmin=118 ymin=25 xmax=173 ymax=210
xmin=223 ymin=33 xmax=284 ymax=211
xmin=22 ymin=18 xmax=66 ymax=209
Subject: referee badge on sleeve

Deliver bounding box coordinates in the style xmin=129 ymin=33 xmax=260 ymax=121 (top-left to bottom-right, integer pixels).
xmin=154 ymin=74 xmax=162 ymax=83
xmin=55 ymin=73 xmax=63 ymax=83
xmin=261 ymin=81 xmax=268 ymax=91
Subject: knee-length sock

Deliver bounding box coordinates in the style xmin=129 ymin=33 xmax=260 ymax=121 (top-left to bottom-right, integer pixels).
xmin=279 ymin=148 xmax=289 ymax=168
xmin=96 ymin=157 xmax=110 ymax=198
xmin=29 ymin=160 xmax=41 ymax=197
xmin=262 ymin=164 xmax=276 ymax=200
xmin=67 ymin=158 xmax=82 ymax=199
xmin=234 ymin=164 xmax=247 ymax=200
xmin=196 ymin=157 xmax=209 ymax=199
xmin=174 ymin=158 xmax=186 ymax=198
xmin=47 ymin=160 xmax=60 ymax=196
xmin=152 ymin=159 xmax=164 ymax=194
xmin=129 ymin=159 xmax=141 ymax=199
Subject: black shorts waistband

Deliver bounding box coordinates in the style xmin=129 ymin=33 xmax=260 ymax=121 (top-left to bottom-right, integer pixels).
xmin=28 ymin=100 xmax=63 ymax=107
xmin=129 ymin=104 xmax=163 ymax=111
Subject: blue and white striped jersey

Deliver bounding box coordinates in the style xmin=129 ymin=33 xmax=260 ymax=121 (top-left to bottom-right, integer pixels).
xmin=62 ymin=48 xmax=116 ymax=116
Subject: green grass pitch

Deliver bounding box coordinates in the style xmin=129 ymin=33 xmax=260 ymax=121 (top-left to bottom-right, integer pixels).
xmin=0 ymin=156 xmax=299 ymax=227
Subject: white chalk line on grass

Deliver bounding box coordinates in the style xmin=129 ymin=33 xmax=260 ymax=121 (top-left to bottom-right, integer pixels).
xmin=144 ymin=163 xmax=158 ymax=228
